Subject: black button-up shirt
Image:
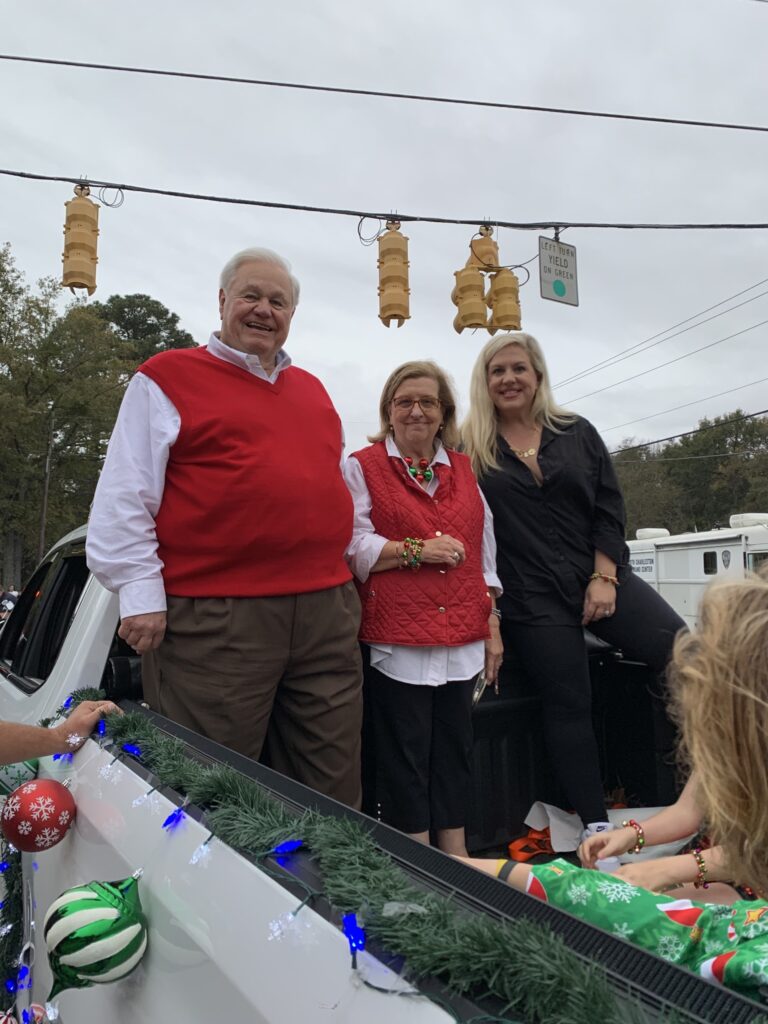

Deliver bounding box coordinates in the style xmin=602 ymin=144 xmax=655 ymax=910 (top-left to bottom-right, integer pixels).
xmin=479 ymin=416 xmax=629 ymax=626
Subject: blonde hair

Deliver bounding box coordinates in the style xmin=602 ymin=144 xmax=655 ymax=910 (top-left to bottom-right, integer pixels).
xmin=670 ymin=567 xmax=768 ymax=893
xmin=368 ymin=360 xmax=460 ymax=449
xmin=461 ymin=332 xmax=575 ymax=477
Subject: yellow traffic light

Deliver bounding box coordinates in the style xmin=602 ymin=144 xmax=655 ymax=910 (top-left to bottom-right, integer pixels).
xmin=62 ymin=184 xmax=99 ymax=295
xmin=487 ymin=269 xmax=521 ymax=333
xmin=451 ymin=267 xmax=488 ymax=333
xmin=452 ymin=226 xmax=522 ymax=334
xmin=377 ymin=220 xmax=410 ymax=327
xmin=467 ymin=225 xmax=499 ymax=270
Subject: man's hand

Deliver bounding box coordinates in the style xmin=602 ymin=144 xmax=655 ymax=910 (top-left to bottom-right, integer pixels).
xmin=118 ymin=612 xmax=167 ymax=654
xmin=52 ymin=700 xmax=122 ymax=752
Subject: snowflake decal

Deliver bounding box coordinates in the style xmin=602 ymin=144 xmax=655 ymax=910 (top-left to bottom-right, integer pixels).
xmin=596 ymin=879 xmax=638 ymax=904
xmin=704 ymin=937 xmax=726 ymax=956
xmin=65 ymin=732 xmax=83 ymax=748
xmin=34 ymin=827 xmax=61 ymax=849
xmin=612 ymin=922 xmax=634 ymax=940
xmin=567 ymin=883 xmax=591 ymax=906
xmin=21 ymin=784 xmax=38 ymax=795
xmin=29 ymin=796 xmax=55 ymax=821
xmin=16 ymin=820 xmax=32 ymax=835
xmin=3 ymin=795 xmax=21 ymax=820
xmin=741 ymin=957 xmax=768 ymax=985
xmin=58 ymin=810 xmax=71 ymax=826
xmin=657 ymin=935 xmax=685 ymax=962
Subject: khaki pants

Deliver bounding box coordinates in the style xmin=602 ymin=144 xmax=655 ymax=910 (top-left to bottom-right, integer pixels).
xmin=142 ymin=581 xmax=363 ymax=808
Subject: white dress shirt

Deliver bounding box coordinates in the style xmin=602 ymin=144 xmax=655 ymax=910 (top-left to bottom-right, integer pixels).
xmin=343 ymin=437 xmax=502 ymax=686
xmin=86 ymin=334 xmax=292 ymax=619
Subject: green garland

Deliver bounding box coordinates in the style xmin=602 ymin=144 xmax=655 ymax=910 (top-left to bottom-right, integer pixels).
xmin=1 ymin=690 xmax=765 ymax=1024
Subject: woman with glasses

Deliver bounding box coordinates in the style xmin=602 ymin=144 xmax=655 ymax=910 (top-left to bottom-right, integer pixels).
xmin=343 ymin=360 xmax=503 ymax=856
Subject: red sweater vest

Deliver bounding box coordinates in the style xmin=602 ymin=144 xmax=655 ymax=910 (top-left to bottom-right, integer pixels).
xmin=139 ymin=347 xmax=353 ymax=597
xmin=353 ymin=441 xmax=491 ymax=646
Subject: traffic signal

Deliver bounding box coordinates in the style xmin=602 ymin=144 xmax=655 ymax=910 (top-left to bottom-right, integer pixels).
xmin=62 ymin=184 xmax=100 ymax=295
xmin=451 ymin=226 xmax=523 ymax=334
xmin=467 ymin=226 xmax=499 ymax=270
xmin=451 ymin=267 xmax=487 ymax=333
xmin=377 ymin=220 xmax=410 ymax=327
xmin=487 ymin=269 xmax=521 ymax=333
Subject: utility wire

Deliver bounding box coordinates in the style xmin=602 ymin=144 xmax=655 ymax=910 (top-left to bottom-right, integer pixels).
xmin=563 ymin=318 xmax=768 ymax=405
xmin=609 ymin=408 xmax=768 ymax=454
xmin=553 ymin=278 xmax=768 ymax=388
xmin=601 ymin=374 xmax=768 ymax=433
xmin=617 ymin=449 xmax=768 ymax=464
xmin=2 ymin=53 xmax=767 ymax=136
xmin=2 ymin=168 xmax=768 ymax=231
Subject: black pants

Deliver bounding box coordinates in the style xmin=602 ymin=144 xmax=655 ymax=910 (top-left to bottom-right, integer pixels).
xmin=502 ymin=572 xmax=685 ymax=826
xmin=362 ymin=649 xmax=475 ymax=834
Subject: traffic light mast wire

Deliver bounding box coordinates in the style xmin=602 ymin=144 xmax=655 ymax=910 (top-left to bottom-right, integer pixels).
xmin=1 ymin=168 xmax=768 ymax=231
xmin=1 ymin=53 xmax=767 ymax=136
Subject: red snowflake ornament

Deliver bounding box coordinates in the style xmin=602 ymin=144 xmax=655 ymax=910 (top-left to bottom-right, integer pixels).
xmin=1 ymin=778 xmax=76 ymax=853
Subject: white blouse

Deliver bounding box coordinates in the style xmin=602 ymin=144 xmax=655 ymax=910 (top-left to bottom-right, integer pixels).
xmin=343 ymin=436 xmax=502 ymax=686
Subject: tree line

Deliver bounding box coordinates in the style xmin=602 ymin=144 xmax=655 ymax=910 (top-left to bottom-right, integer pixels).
xmin=0 ymin=243 xmax=193 ymax=586
xmin=613 ymin=411 xmax=768 ymax=540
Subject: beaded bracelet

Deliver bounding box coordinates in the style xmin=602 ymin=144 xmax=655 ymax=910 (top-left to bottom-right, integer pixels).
xmin=692 ymin=846 xmax=710 ymax=889
xmin=589 ymin=572 xmax=619 ymax=586
xmin=621 ymin=819 xmax=646 ymax=854
xmin=401 ymin=537 xmax=424 ymax=571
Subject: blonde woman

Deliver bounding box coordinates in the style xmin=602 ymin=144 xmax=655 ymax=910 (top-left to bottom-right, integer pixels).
xmin=465 ymin=570 xmax=768 ymax=996
xmin=463 ymin=333 xmax=684 ymax=845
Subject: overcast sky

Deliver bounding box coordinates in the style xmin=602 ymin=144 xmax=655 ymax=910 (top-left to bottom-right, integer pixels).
xmin=2 ymin=0 xmax=767 ymax=457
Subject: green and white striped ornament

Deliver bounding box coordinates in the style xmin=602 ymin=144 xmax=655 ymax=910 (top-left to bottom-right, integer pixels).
xmin=43 ymin=875 xmax=148 ymax=999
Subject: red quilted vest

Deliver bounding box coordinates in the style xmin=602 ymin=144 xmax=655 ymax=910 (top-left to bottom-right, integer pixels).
xmin=352 ymin=441 xmax=491 ymax=646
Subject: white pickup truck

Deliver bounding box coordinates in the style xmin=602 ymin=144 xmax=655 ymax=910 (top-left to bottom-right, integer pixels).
xmin=0 ymin=527 xmax=762 ymax=1024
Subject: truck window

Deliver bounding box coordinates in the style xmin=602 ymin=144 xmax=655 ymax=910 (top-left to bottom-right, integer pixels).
xmin=703 ymin=551 xmax=718 ymax=575
xmin=749 ymin=552 xmax=768 ymax=572
xmin=0 ymin=551 xmax=90 ymax=691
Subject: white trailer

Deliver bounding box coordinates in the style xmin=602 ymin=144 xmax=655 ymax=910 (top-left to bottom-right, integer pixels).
xmin=627 ymin=513 xmax=768 ymax=627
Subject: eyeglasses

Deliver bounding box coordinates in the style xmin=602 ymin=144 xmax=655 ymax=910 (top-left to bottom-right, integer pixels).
xmin=391 ymin=397 xmax=441 ymax=412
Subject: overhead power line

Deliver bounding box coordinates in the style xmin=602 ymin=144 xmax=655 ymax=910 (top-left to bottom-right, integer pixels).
xmin=553 ymin=278 xmax=768 ymax=389
xmin=618 ymin=449 xmax=768 ymax=464
xmin=2 ymin=168 xmax=768 ymax=232
xmin=563 ymin=318 xmax=768 ymax=405
xmin=2 ymin=53 xmax=767 ymax=136
xmin=601 ymin=374 xmax=768 ymax=433
xmin=609 ymin=408 xmax=768 ymax=454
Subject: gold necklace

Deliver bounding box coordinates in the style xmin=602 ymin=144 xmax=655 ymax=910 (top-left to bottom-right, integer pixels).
xmin=511 ymin=445 xmax=537 ymax=459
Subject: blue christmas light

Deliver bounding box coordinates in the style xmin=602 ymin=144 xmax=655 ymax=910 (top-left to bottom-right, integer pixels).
xmin=0 ymin=862 xmax=10 ymax=874
xmin=63 ymin=695 xmax=74 ymax=709
xmin=162 ymin=806 xmax=186 ymax=831
xmin=273 ymin=839 xmax=304 ymax=855
xmin=121 ymin=743 xmax=142 ymax=758
xmin=342 ymin=913 xmax=366 ymax=954
xmin=22 ymin=1010 xmax=30 ymax=1024
xmin=5 ymin=977 xmax=16 ymax=994
xmin=52 ymin=752 xmax=74 ymax=763
xmin=97 ymin=719 xmax=107 ymax=736
xmin=32 ymin=861 xmax=39 ymax=872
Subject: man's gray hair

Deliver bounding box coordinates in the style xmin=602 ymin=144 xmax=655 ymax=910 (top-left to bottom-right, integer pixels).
xmin=219 ymin=248 xmax=300 ymax=307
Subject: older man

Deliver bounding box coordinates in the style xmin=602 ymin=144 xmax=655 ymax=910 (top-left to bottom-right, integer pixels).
xmin=87 ymin=248 xmax=362 ymax=807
